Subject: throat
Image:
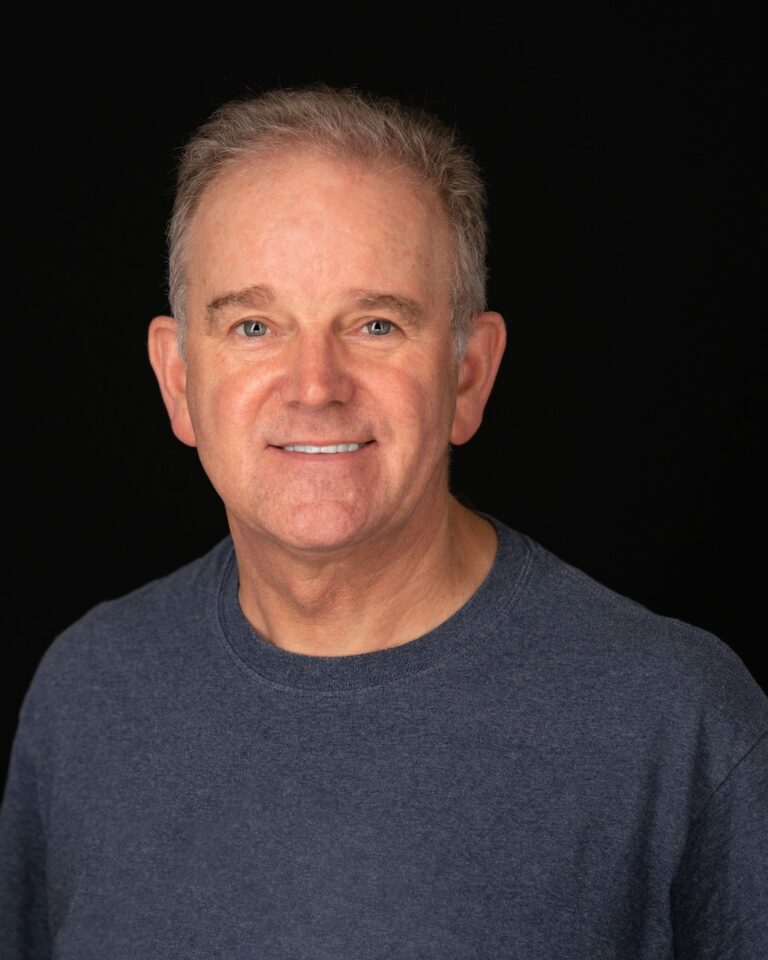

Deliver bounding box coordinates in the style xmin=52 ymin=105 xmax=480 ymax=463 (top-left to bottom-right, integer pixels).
xmin=233 ymin=500 xmax=497 ymax=658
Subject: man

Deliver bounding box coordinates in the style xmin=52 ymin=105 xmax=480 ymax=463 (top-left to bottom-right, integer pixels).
xmin=1 ymin=87 xmax=766 ymax=958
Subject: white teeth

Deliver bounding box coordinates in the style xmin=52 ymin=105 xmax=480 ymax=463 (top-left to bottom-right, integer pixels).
xmin=282 ymin=443 xmax=364 ymax=454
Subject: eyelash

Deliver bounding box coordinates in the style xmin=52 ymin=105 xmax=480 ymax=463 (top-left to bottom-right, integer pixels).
xmin=363 ymin=320 xmax=395 ymax=336
xmin=235 ymin=319 xmax=399 ymax=339
xmin=238 ymin=320 xmax=269 ymax=338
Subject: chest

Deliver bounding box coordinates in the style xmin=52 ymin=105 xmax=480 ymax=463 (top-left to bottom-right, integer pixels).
xmin=44 ymin=692 xmax=678 ymax=958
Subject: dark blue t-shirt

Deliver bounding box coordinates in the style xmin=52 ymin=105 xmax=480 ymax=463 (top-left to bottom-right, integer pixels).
xmin=2 ymin=518 xmax=766 ymax=957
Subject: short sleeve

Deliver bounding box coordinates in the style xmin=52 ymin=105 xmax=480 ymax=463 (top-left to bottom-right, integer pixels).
xmin=672 ymin=732 xmax=768 ymax=959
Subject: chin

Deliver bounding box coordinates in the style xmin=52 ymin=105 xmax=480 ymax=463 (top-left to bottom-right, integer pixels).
xmin=261 ymin=501 xmax=381 ymax=554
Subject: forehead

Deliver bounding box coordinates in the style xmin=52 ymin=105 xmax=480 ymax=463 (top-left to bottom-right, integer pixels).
xmin=184 ymin=150 xmax=455 ymax=315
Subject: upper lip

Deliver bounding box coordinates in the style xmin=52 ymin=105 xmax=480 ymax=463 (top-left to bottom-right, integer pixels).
xmin=271 ymin=439 xmax=372 ymax=446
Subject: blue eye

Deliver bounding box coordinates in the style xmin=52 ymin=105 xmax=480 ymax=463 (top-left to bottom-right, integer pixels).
xmin=241 ymin=321 xmax=268 ymax=337
xmin=364 ymin=320 xmax=393 ymax=336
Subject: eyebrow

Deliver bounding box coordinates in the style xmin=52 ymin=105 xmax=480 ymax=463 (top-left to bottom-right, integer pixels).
xmin=348 ymin=290 xmax=424 ymax=325
xmin=205 ymin=285 xmax=274 ymax=332
xmin=204 ymin=285 xmax=425 ymax=332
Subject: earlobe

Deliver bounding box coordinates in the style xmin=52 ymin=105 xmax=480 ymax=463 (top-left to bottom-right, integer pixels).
xmin=450 ymin=311 xmax=506 ymax=446
xmin=147 ymin=316 xmax=197 ymax=447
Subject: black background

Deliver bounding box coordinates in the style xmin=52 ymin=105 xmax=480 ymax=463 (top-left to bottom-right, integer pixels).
xmin=3 ymin=10 xmax=765 ymax=789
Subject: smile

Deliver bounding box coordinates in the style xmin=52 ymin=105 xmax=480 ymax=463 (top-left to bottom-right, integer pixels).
xmin=279 ymin=442 xmax=369 ymax=454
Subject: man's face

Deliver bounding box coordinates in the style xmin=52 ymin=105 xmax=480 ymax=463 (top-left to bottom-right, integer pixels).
xmin=161 ymin=151 xmax=472 ymax=553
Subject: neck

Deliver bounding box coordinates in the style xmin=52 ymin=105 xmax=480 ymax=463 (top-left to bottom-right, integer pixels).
xmin=229 ymin=496 xmax=497 ymax=656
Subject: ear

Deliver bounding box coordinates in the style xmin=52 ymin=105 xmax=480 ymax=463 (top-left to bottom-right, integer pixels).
xmin=450 ymin=311 xmax=506 ymax=445
xmin=147 ymin=316 xmax=197 ymax=447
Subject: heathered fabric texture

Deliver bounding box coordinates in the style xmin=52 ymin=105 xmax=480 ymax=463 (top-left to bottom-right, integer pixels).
xmin=2 ymin=518 xmax=767 ymax=958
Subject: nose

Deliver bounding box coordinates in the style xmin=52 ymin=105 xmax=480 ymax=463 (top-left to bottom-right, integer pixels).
xmin=281 ymin=330 xmax=354 ymax=408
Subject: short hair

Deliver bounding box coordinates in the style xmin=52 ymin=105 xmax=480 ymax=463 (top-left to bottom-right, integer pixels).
xmin=168 ymin=86 xmax=489 ymax=359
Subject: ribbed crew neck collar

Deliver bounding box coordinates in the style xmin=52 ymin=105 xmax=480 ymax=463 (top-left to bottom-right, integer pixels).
xmin=218 ymin=515 xmax=531 ymax=692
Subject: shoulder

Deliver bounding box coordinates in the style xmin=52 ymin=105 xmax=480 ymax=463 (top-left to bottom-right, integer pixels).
xmin=53 ymin=536 xmax=232 ymax=649
xmin=20 ymin=538 xmax=235 ymax=733
xmin=486 ymin=519 xmax=767 ymax=820
xmin=490 ymin=518 xmax=768 ymax=768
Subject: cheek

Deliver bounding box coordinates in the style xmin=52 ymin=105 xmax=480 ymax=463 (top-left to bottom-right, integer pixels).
xmin=186 ymin=366 xmax=269 ymax=450
xmin=374 ymin=366 xmax=456 ymax=453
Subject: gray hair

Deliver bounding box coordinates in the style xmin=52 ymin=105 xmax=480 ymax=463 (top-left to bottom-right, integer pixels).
xmin=168 ymin=86 xmax=488 ymax=359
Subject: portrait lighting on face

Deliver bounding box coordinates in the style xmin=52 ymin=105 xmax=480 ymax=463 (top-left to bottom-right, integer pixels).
xmin=150 ymin=147 xmax=505 ymax=569
xmin=3 ymin=83 xmax=765 ymax=960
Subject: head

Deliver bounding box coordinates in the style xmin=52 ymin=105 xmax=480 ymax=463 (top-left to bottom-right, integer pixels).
xmin=167 ymin=86 xmax=488 ymax=361
xmin=149 ymin=88 xmax=506 ymax=556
